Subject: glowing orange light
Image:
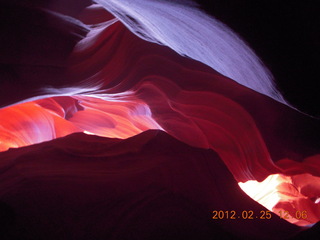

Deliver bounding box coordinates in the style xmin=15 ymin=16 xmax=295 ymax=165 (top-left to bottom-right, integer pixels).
xmin=239 ymin=173 xmax=320 ymax=226
xmin=0 ymin=95 xmax=161 ymax=152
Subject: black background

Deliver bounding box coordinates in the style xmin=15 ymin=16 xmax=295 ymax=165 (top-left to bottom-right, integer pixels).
xmin=196 ymin=0 xmax=319 ymax=117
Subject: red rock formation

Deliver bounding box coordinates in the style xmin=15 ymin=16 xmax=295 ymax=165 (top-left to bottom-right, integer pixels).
xmin=0 ymin=1 xmax=319 ymax=239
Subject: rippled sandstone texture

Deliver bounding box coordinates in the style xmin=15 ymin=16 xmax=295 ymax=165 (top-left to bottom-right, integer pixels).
xmin=0 ymin=0 xmax=319 ymax=239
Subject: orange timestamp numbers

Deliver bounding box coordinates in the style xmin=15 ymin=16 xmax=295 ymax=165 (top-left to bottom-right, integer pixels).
xmin=279 ymin=210 xmax=307 ymax=220
xmin=212 ymin=210 xmax=272 ymax=220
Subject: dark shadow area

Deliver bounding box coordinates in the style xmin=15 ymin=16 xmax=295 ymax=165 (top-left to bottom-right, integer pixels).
xmin=196 ymin=0 xmax=320 ymax=117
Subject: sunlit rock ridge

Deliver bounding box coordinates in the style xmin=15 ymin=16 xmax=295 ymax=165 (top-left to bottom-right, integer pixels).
xmin=0 ymin=1 xmax=319 ymax=239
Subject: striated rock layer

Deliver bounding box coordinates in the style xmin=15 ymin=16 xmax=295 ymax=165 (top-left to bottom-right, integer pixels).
xmin=0 ymin=0 xmax=319 ymax=239
xmin=0 ymin=130 xmax=305 ymax=239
